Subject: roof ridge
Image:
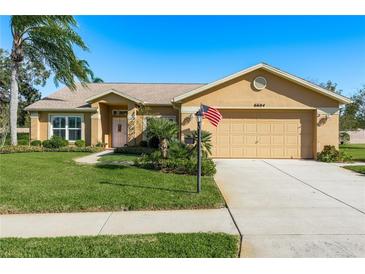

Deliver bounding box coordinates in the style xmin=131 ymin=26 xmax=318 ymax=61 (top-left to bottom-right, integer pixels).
xmin=84 ymin=82 xmax=207 ymax=85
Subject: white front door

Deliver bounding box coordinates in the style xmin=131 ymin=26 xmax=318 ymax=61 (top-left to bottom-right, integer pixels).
xmin=112 ymin=117 xmax=127 ymax=147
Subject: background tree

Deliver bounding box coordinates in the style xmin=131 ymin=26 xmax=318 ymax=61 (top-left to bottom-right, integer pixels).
xmin=317 ymin=80 xmax=364 ymax=131
xmin=340 ymin=86 xmax=365 ymax=130
xmin=8 ymin=16 xmax=94 ymax=145
xmin=319 ymin=80 xmax=343 ymax=95
xmin=0 ymin=49 xmax=48 ymax=128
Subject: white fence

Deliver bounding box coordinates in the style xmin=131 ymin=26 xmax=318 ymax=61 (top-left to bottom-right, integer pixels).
xmin=347 ymin=129 xmax=365 ymax=144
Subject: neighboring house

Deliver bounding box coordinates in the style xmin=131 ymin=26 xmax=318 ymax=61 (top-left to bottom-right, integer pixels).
xmin=25 ymin=63 xmax=351 ymax=159
xmin=347 ymin=129 xmax=365 ymax=144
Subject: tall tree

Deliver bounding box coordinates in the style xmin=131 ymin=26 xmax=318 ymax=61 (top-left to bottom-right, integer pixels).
xmin=319 ymin=80 xmax=343 ymax=95
xmin=0 ymin=49 xmax=48 ymax=127
xmin=340 ymin=86 xmax=365 ymax=130
xmin=9 ymin=16 xmax=93 ymax=145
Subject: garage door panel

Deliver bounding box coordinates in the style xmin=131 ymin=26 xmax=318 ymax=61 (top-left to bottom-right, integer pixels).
xmin=245 ymin=123 xmax=257 ymax=134
xmin=257 ymin=123 xmax=271 ymax=134
xmin=244 ymin=147 xmax=257 ymax=157
xmin=286 ymin=123 xmax=300 ymax=133
xmin=258 ymin=135 xmax=271 ymax=145
xmin=271 ymin=147 xmax=285 ymax=158
xmin=211 ymin=110 xmax=313 ymax=158
xmin=257 ymin=147 xmax=271 ymax=158
xmin=272 ymin=135 xmax=285 ymax=145
xmin=245 ymin=135 xmax=257 ymax=145
xmin=286 ymin=135 xmax=299 ymax=145
xmin=218 ymin=135 xmax=230 ymax=145
xmin=231 ymin=146 xmax=244 ymax=157
xmin=286 ymin=147 xmax=299 ymax=158
xmin=231 ymin=135 xmax=244 ymax=145
xmin=231 ymin=122 xmax=244 ymax=133
xmin=272 ymin=123 xmax=285 ymax=134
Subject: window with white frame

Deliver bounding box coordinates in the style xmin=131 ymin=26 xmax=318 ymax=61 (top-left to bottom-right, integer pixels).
xmin=142 ymin=115 xmax=176 ymax=140
xmin=51 ymin=115 xmax=82 ymax=141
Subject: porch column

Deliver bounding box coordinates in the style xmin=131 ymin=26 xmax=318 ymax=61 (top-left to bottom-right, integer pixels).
xmin=127 ymin=104 xmax=137 ymax=146
xmin=30 ymin=112 xmax=39 ymax=141
xmin=91 ymin=108 xmax=102 ymax=145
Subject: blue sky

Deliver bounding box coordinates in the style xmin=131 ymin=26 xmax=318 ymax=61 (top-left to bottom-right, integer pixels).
xmin=1 ymin=16 xmax=364 ymax=98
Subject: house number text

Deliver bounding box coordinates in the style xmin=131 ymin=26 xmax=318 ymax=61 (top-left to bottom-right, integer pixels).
xmin=254 ymin=103 xmax=265 ymax=107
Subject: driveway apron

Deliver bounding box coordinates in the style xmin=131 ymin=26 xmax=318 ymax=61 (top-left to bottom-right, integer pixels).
xmin=214 ymin=159 xmax=365 ymax=258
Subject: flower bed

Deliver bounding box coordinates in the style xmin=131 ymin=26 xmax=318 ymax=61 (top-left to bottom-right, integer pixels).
xmin=0 ymin=145 xmax=104 ymax=154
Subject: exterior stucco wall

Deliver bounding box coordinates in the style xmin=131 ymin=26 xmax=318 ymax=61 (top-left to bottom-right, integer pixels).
xmin=38 ymin=112 xmax=49 ymax=141
xmin=135 ymin=106 xmax=179 ymax=144
xmin=89 ymin=95 xmax=178 ymax=147
xmin=316 ymin=111 xmax=340 ymax=152
xmin=30 ymin=111 xmax=93 ymax=146
xmin=180 ymin=69 xmax=341 ymax=157
xmin=84 ymin=113 xmax=92 ymax=146
xmin=182 ymin=69 xmax=339 ymax=109
xmin=29 ymin=112 xmax=39 ymax=141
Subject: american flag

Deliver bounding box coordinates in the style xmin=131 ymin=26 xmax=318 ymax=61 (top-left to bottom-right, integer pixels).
xmin=200 ymin=104 xmax=222 ymax=127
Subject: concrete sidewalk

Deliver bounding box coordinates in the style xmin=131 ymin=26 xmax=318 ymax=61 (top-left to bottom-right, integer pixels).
xmin=0 ymin=208 xmax=239 ymax=238
xmin=74 ymin=149 xmax=114 ymax=164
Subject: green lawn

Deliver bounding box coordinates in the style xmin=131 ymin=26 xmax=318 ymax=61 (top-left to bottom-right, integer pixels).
xmin=98 ymin=153 xmax=138 ymax=163
xmin=0 ymin=152 xmax=225 ymax=213
xmin=0 ymin=233 xmax=239 ymax=258
xmin=339 ymin=144 xmax=365 ymax=162
xmin=343 ymin=165 xmax=365 ymax=175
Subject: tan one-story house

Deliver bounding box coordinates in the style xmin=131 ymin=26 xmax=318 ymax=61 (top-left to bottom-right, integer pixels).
xmin=25 ymin=63 xmax=351 ymax=159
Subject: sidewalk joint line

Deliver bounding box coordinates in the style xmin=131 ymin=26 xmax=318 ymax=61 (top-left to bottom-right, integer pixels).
xmin=263 ymin=160 xmax=365 ymax=216
xmin=98 ymin=212 xmax=113 ymax=235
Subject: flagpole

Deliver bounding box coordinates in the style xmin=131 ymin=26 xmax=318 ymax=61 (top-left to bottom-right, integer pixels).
xmin=196 ymin=107 xmax=202 ymax=193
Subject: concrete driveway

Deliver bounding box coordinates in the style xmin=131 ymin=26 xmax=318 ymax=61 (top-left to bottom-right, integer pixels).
xmin=214 ymin=159 xmax=365 ymax=258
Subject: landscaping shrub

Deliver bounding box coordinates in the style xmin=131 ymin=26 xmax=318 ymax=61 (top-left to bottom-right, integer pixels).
xmin=0 ymin=145 xmax=104 ymax=154
xmin=30 ymin=140 xmax=42 ymax=147
xmin=186 ymin=130 xmax=213 ymax=157
xmin=114 ymin=146 xmax=155 ymax=155
xmin=42 ymin=136 xmax=68 ymax=148
xmin=134 ymin=155 xmax=216 ymax=176
xmin=95 ymin=142 xmax=106 ymax=148
xmin=4 ymin=133 xmax=29 ymax=146
xmin=148 ymin=136 xmax=160 ymax=148
xmin=74 ymin=140 xmax=86 ymax=147
xmin=0 ymin=145 xmax=44 ymax=154
xmin=169 ymin=141 xmax=191 ymax=159
xmin=339 ymin=150 xmax=353 ymax=162
xmin=317 ymin=145 xmax=340 ymax=162
xmin=317 ymin=145 xmax=352 ymax=162
xmin=139 ymin=140 xmax=148 ymax=147
xmin=17 ymin=139 xmax=29 ymax=145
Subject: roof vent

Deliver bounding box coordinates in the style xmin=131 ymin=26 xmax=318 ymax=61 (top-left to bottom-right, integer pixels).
xmin=253 ymin=76 xmax=267 ymax=91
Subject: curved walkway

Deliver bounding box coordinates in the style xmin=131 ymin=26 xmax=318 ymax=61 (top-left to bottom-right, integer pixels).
xmin=74 ymin=149 xmax=114 ymax=164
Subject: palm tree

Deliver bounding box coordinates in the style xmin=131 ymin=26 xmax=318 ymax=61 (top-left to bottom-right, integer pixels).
xmin=188 ymin=130 xmax=213 ymax=157
xmin=78 ymin=59 xmax=103 ymax=83
xmin=146 ymin=118 xmax=178 ymax=159
xmin=92 ymin=76 xmax=104 ymax=83
xmin=9 ymin=16 xmax=93 ymax=145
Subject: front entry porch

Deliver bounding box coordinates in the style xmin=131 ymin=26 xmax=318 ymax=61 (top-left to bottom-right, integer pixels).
xmin=90 ymin=101 xmax=139 ymax=148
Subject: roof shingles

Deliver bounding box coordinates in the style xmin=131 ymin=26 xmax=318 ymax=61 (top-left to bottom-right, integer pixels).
xmin=25 ymin=83 xmax=204 ymax=111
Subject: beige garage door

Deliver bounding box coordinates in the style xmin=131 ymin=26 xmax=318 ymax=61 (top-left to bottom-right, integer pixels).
xmin=204 ymin=110 xmax=314 ymax=159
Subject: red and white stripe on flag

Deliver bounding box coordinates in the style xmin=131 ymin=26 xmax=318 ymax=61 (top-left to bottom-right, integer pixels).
xmin=201 ymin=104 xmax=222 ymax=127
